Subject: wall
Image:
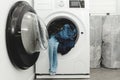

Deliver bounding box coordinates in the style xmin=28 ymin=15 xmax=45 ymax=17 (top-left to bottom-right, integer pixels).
xmin=116 ymin=0 xmax=120 ymax=15
xmin=90 ymin=0 xmax=120 ymax=68
xmin=90 ymin=0 xmax=118 ymax=15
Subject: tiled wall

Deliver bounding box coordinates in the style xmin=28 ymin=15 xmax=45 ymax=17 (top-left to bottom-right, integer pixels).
xmin=90 ymin=15 xmax=120 ymax=68
xmin=90 ymin=16 xmax=103 ymax=68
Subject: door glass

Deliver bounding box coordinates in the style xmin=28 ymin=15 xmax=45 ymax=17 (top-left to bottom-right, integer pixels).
xmin=38 ymin=18 xmax=48 ymax=50
xmin=21 ymin=12 xmax=40 ymax=54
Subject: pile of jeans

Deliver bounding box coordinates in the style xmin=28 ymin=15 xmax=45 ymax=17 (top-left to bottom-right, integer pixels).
xmin=48 ymin=24 xmax=77 ymax=74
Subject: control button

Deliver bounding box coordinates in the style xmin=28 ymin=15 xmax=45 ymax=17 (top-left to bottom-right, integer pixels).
xmin=58 ymin=1 xmax=64 ymax=7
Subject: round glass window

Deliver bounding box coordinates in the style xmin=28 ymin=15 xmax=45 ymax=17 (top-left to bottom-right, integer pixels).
xmin=21 ymin=12 xmax=40 ymax=54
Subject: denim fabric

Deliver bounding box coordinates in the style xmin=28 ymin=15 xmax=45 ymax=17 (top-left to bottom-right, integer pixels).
xmin=58 ymin=40 xmax=75 ymax=54
xmin=55 ymin=24 xmax=77 ymax=55
xmin=48 ymin=24 xmax=77 ymax=73
xmin=48 ymin=35 xmax=59 ymax=73
xmin=56 ymin=24 xmax=77 ymax=41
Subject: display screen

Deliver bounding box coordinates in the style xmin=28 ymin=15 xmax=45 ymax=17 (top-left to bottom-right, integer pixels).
xmin=69 ymin=0 xmax=85 ymax=8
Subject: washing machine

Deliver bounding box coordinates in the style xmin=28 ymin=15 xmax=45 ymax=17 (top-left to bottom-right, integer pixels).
xmin=34 ymin=0 xmax=90 ymax=78
xmin=0 ymin=0 xmax=48 ymax=80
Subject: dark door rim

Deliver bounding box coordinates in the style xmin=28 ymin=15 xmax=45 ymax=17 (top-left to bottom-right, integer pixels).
xmin=6 ymin=1 xmax=40 ymax=70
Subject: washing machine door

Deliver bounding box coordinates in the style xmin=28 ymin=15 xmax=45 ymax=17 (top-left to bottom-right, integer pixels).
xmin=6 ymin=1 xmax=48 ymax=70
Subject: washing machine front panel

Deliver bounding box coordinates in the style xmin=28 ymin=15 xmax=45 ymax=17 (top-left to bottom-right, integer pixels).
xmin=36 ymin=13 xmax=89 ymax=75
xmin=34 ymin=0 xmax=89 ymax=78
xmin=6 ymin=1 xmax=48 ymax=70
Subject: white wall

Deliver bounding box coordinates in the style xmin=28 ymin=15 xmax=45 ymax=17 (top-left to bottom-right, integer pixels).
xmin=116 ymin=0 xmax=120 ymax=15
xmin=90 ymin=0 xmax=117 ymax=15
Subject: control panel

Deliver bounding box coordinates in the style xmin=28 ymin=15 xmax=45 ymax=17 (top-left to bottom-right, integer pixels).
xmin=34 ymin=0 xmax=86 ymax=10
xmin=69 ymin=0 xmax=85 ymax=8
xmin=55 ymin=0 xmax=85 ymax=9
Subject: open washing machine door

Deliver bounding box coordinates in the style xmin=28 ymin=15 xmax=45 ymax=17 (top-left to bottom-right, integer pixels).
xmin=6 ymin=1 xmax=48 ymax=70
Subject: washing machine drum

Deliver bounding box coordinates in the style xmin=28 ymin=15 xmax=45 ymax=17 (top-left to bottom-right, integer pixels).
xmin=48 ymin=18 xmax=78 ymax=55
xmin=6 ymin=1 xmax=48 ymax=69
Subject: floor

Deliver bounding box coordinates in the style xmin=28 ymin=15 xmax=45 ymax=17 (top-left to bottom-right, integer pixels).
xmin=35 ymin=68 xmax=120 ymax=80
xmin=91 ymin=68 xmax=120 ymax=80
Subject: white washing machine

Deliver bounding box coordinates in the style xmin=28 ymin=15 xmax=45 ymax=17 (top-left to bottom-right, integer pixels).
xmin=0 ymin=0 xmax=48 ymax=80
xmin=34 ymin=0 xmax=90 ymax=78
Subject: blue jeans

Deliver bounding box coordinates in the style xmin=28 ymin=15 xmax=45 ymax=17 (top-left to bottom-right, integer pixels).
xmin=55 ymin=24 xmax=77 ymax=40
xmin=58 ymin=40 xmax=75 ymax=55
xmin=48 ymin=36 xmax=59 ymax=73
xmin=55 ymin=24 xmax=77 ymax=55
